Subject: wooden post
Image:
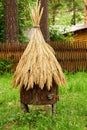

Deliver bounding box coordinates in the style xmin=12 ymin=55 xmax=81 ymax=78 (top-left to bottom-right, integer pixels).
xmin=39 ymin=0 xmax=49 ymax=42
xmin=4 ymin=0 xmax=19 ymax=43
xmin=20 ymin=103 xmax=29 ymax=112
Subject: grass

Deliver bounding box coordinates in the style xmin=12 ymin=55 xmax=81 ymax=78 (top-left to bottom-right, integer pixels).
xmin=0 ymin=72 xmax=87 ymax=130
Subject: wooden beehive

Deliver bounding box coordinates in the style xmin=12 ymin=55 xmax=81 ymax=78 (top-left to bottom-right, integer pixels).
xmin=13 ymin=2 xmax=66 ymax=113
xmin=20 ymin=83 xmax=59 ymax=105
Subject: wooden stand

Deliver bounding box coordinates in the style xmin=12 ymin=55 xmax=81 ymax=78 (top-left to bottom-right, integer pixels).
xmin=20 ymin=84 xmax=59 ymax=114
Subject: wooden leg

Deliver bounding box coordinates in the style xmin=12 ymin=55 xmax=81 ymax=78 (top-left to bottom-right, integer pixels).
xmin=20 ymin=103 xmax=29 ymax=112
xmin=45 ymin=104 xmax=56 ymax=116
xmin=52 ymin=104 xmax=56 ymax=115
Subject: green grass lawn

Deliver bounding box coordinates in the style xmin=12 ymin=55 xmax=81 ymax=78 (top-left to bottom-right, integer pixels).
xmin=0 ymin=72 xmax=87 ymax=130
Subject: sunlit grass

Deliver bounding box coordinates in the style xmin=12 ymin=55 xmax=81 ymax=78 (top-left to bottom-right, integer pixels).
xmin=0 ymin=72 xmax=87 ymax=130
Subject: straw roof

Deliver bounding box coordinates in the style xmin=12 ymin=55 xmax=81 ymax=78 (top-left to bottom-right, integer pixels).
xmin=13 ymin=2 xmax=66 ymax=91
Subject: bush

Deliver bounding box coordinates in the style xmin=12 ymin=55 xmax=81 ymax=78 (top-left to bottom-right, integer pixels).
xmin=0 ymin=59 xmax=13 ymax=74
xmin=50 ymin=28 xmax=65 ymax=41
xmin=49 ymin=26 xmax=73 ymax=42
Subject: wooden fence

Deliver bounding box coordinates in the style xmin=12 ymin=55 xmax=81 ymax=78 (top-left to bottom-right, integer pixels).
xmin=49 ymin=41 xmax=87 ymax=71
xmin=0 ymin=41 xmax=87 ymax=72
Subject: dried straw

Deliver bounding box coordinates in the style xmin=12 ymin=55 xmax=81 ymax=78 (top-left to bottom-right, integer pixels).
xmin=13 ymin=1 xmax=66 ymax=91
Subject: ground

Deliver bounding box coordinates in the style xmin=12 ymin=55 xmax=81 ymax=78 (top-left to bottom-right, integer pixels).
xmin=0 ymin=72 xmax=87 ymax=130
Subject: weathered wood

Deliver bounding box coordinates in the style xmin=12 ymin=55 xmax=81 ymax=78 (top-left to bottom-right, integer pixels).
xmin=20 ymin=103 xmax=29 ymax=112
xmin=20 ymin=83 xmax=59 ymax=105
xmin=39 ymin=0 xmax=49 ymax=42
xmin=0 ymin=41 xmax=87 ymax=72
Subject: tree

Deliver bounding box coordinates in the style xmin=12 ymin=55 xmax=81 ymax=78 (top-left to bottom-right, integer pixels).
xmin=71 ymin=0 xmax=77 ymax=25
xmin=0 ymin=0 xmax=5 ymax=42
xmin=63 ymin=0 xmax=84 ymax=25
xmin=4 ymin=0 xmax=19 ymax=43
xmin=51 ymin=0 xmax=61 ymax=25
xmin=0 ymin=0 xmax=84 ymax=43
xmin=84 ymin=0 xmax=87 ymax=25
xmin=39 ymin=0 xmax=49 ymax=41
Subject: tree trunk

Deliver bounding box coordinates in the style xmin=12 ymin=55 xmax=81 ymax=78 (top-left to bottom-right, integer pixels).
xmin=84 ymin=0 xmax=87 ymax=25
xmin=4 ymin=0 xmax=19 ymax=43
xmin=71 ymin=0 xmax=76 ymax=25
xmin=73 ymin=0 xmax=76 ymax=25
xmin=52 ymin=0 xmax=56 ymax=25
xmin=39 ymin=0 xmax=49 ymax=42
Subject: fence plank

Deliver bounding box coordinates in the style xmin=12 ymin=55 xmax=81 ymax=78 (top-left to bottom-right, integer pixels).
xmin=0 ymin=41 xmax=87 ymax=72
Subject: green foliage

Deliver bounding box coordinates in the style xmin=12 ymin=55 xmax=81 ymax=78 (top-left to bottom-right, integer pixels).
xmin=0 ymin=0 xmax=36 ymax=43
xmin=50 ymin=28 xmax=65 ymax=41
xmin=62 ymin=0 xmax=84 ymax=25
xmin=0 ymin=72 xmax=87 ymax=129
xmin=50 ymin=26 xmax=73 ymax=41
xmin=18 ymin=0 xmax=32 ymax=43
xmin=0 ymin=59 xmax=13 ymax=74
xmin=49 ymin=0 xmax=84 ymax=25
xmin=0 ymin=0 xmax=85 ymax=42
xmin=18 ymin=0 xmax=37 ymax=42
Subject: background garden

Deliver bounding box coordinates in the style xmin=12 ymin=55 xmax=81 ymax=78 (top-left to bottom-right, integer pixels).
xmin=0 ymin=0 xmax=87 ymax=130
xmin=0 ymin=0 xmax=84 ymax=42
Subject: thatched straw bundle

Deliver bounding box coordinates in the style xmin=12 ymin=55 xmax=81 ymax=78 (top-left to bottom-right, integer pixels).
xmin=13 ymin=2 xmax=66 ymax=91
